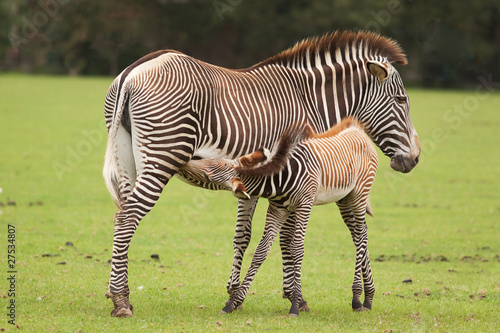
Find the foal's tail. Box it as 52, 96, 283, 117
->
236, 122, 314, 177
366, 200, 374, 217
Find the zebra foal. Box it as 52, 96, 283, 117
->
179, 117, 379, 316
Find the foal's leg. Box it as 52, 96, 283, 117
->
336, 201, 365, 311
359, 228, 375, 310
350, 166, 377, 310
221, 204, 289, 314
279, 212, 295, 298
337, 198, 375, 311
279, 213, 310, 312
226, 197, 258, 295
287, 204, 313, 317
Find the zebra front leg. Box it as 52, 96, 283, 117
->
222, 204, 289, 314
279, 213, 310, 312
226, 197, 258, 296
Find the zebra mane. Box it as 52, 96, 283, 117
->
236, 122, 314, 177
258, 30, 407, 68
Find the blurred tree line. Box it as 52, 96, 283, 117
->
1, 0, 499, 87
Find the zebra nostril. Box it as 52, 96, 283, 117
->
415, 156, 419, 164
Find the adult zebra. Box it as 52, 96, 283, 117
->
103, 30, 420, 317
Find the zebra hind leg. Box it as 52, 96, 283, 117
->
106, 206, 138, 317
106, 144, 194, 317
104, 123, 137, 317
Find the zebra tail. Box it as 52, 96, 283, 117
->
236, 122, 314, 177
103, 82, 131, 208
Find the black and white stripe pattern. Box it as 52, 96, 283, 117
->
102, 31, 420, 316
180, 118, 378, 316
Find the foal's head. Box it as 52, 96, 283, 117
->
178, 157, 251, 199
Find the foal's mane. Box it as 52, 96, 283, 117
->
236, 122, 314, 177
236, 118, 364, 178
259, 30, 407, 67
312, 117, 365, 140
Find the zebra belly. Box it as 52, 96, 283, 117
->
313, 185, 354, 206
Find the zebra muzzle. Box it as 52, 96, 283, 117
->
390, 153, 419, 173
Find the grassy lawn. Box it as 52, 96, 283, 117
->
0, 73, 499, 332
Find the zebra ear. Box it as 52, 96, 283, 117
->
231, 177, 250, 200
366, 60, 393, 82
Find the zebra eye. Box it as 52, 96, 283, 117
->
396, 96, 407, 104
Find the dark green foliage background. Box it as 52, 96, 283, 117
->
1, 0, 500, 87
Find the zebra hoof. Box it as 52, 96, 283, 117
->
288, 313, 299, 318
298, 300, 310, 312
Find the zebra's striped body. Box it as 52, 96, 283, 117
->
103, 31, 420, 316
179, 118, 378, 316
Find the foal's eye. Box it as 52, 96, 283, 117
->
396, 96, 407, 104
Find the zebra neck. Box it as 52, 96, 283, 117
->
263, 58, 371, 132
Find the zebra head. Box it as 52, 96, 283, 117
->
360, 60, 421, 173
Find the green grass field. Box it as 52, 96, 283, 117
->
1, 73, 499, 332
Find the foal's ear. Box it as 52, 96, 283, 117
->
238, 148, 269, 167
366, 60, 393, 83
231, 178, 250, 200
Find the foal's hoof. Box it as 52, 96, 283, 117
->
298, 300, 310, 312
221, 302, 235, 314
353, 306, 371, 312
111, 307, 134, 317
220, 304, 243, 314
106, 291, 134, 318
288, 303, 300, 317
220, 306, 236, 315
